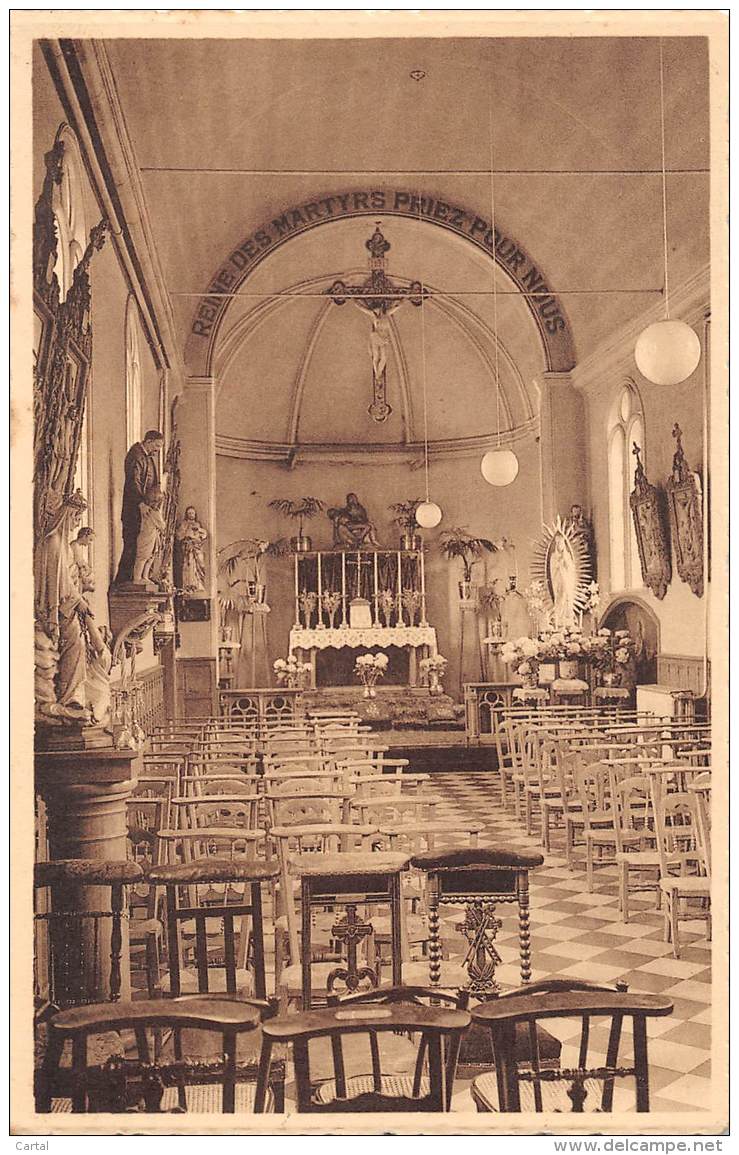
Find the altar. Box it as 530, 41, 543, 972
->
288, 547, 438, 689
289, 624, 438, 688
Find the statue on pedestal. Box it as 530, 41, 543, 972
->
175, 505, 208, 593
114, 430, 165, 584
327, 493, 380, 548
132, 485, 166, 584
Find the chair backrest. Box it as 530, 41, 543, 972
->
688, 773, 711, 872
40, 996, 267, 1113
255, 986, 471, 1112
180, 771, 261, 798
171, 794, 261, 833
147, 860, 279, 999
471, 978, 674, 1112
34, 860, 143, 1009
608, 773, 652, 852
574, 762, 614, 830
266, 790, 350, 830
649, 778, 701, 877
351, 795, 439, 827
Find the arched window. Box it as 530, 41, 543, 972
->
608, 382, 645, 591
125, 296, 143, 448
52, 126, 88, 301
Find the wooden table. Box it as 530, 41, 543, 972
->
294, 851, 410, 1008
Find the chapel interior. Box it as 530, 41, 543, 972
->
30, 30, 717, 1120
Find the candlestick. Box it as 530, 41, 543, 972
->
317, 552, 323, 627
373, 552, 380, 626
341, 552, 347, 625
396, 551, 403, 625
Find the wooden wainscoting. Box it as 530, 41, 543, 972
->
656, 653, 710, 696
176, 657, 218, 720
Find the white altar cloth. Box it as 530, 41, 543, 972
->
289, 625, 437, 653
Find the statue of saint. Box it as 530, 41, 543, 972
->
133, 485, 166, 584
115, 429, 164, 583
327, 493, 380, 549
549, 530, 577, 629
71, 526, 95, 592
175, 505, 208, 593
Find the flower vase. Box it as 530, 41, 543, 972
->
602, 671, 619, 688
429, 670, 441, 694
362, 683, 376, 699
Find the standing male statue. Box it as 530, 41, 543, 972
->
115, 429, 165, 584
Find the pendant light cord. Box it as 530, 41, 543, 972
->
489, 80, 502, 447
418, 191, 431, 503
658, 39, 671, 319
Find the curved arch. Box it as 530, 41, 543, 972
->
212, 266, 534, 451
185, 190, 576, 377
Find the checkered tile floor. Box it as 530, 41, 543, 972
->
430, 770, 712, 1113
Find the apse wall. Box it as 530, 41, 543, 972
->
216, 441, 544, 697
33, 44, 164, 653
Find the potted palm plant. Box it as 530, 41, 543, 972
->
268, 496, 325, 552
439, 527, 500, 601
388, 499, 423, 550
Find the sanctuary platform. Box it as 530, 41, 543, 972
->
300, 685, 464, 729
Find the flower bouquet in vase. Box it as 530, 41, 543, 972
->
354, 652, 389, 698
379, 589, 396, 627
274, 656, 312, 689
321, 589, 342, 629
500, 636, 542, 687
298, 589, 318, 629
582, 629, 635, 687
401, 588, 422, 626
419, 653, 448, 694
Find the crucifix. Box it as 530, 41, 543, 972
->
327, 223, 426, 423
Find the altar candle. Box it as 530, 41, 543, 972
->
373, 551, 379, 625
341, 552, 347, 625
294, 554, 300, 626
420, 548, 427, 626
397, 550, 403, 625
317, 552, 322, 625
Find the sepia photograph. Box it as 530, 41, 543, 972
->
10, 10, 728, 1136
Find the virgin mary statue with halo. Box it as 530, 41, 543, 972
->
549, 530, 577, 629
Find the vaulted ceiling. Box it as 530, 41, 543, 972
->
98, 34, 710, 448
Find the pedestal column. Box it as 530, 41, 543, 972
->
176, 376, 219, 715
35, 746, 141, 1003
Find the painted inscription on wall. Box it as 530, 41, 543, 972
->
187, 188, 573, 372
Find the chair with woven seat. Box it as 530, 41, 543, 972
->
147, 859, 279, 1001
470, 979, 674, 1113
649, 774, 711, 958
608, 772, 662, 923
37, 997, 272, 1113
34, 859, 144, 1013
254, 987, 471, 1113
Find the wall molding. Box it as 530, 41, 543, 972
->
216, 413, 540, 465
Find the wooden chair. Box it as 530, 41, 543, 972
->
608, 772, 661, 923
688, 772, 712, 873
34, 860, 143, 1013
649, 775, 711, 958
147, 858, 279, 1001
126, 798, 166, 997
254, 987, 471, 1112
574, 762, 628, 891
470, 979, 674, 1113
37, 997, 270, 1113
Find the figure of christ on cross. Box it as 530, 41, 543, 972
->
327, 223, 425, 423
